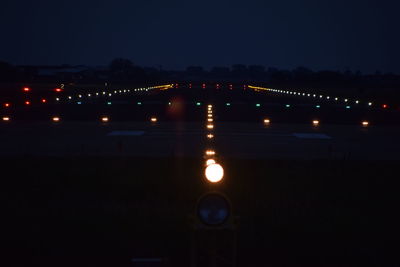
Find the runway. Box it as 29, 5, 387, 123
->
1, 121, 399, 160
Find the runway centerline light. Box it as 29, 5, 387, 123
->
205, 150, 216, 156
205, 163, 224, 183
206, 159, 216, 166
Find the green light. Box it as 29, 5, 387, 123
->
137, 102, 142, 105
107, 102, 112, 105
346, 105, 351, 109
286, 104, 291, 108
226, 103, 231, 106
77, 102, 82, 105
256, 104, 261, 107
316, 105, 320, 108
196, 102, 201, 106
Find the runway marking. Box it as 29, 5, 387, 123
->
108, 131, 145, 136
292, 133, 331, 139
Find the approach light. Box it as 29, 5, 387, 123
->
208, 118, 213, 122
205, 163, 224, 183
23, 87, 30, 92
52, 117, 60, 122
312, 120, 320, 126
207, 134, 214, 139
101, 117, 109, 122
362, 121, 369, 127
2, 116, 10, 121
151, 117, 157, 122
207, 124, 214, 129
25, 101, 30, 105
4, 103, 10, 108
208, 114, 212, 118
264, 118, 270, 124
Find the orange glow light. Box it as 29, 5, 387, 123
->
55, 88, 62, 92
4, 103, 10, 108
23, 87, 30, 92
205, 163, 224, 183
25, 101, 30, 105
205, 150, 216, 156
41, 99, 47, 103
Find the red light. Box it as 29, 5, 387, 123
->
54, 88, 62, 92
202, 83, 206, 88
383, 104, 388, 109
41, 99, 47, 103
23, 87, 30, 92
4, 103, 10, 108
25, 101, 30, 105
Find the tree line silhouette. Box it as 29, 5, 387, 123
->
1, 59, 400, 93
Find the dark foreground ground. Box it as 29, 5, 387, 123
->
2, 157, 400, 267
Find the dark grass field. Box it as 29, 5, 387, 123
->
2, 157, 400, 266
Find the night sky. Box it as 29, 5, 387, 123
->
1, 0, 399, 73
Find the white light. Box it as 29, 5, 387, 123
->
206, 159, 216, 166
345, 99, 348, 102
335, 98, 338, 101
205, 163, 224, 183
68, 96, 72, 100
78, 95, 82, 98
355, 100, 359, 104
56, 98, 60, 101
368, 102, 373, 106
